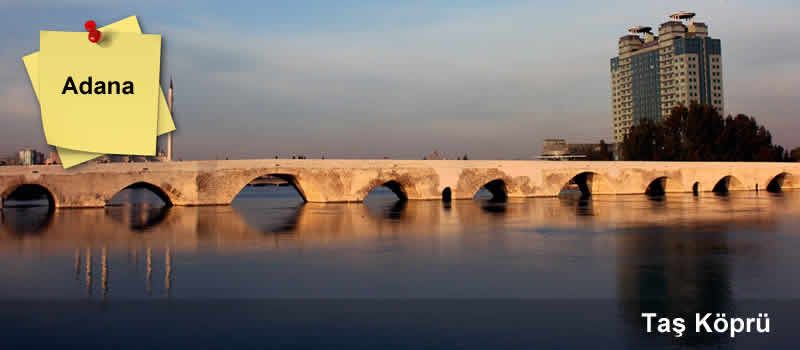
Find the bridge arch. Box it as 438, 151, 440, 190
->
560, 171, 609, 198
107, 182, 174, 207
474, 179, 507, 202
236, 173, 308, 202
645, 177, 668, 196
712, 175, 745, 194
363, 180, 408, 201
766, 172, 796, 193
1, 183, 57, 209
441, 187, 452, 202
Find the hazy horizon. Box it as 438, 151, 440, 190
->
1, 1, 799, 160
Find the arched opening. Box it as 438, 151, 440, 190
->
645, 177, 667, 196
364, 180, 409, 219
2, 184, 55, 209
364, 180, 409, 203
692, 182, 699, 195
232, 174, 307, 210
560, 172, 597, 199
473, 179, 507, 202
233, 174, 307, 235
2, 185, 56, 235
767, 173, 794, 193
441, 187, 452, 202
712, 176, 743, 194
107, 182, 173, 207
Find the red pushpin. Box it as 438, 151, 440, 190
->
88, 30, 102, 43
84, 20, 102, 43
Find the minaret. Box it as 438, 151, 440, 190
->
167, 77, 174, 161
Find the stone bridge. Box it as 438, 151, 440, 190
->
0, 159, 797, 208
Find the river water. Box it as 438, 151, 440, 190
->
1, 186, 799, 349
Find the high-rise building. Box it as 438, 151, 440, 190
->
610, 12, 724, 143
18, 148, 35, 165
17, 148, 44, 165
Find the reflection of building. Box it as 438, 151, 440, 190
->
611, 12, 724, 143
73, 246, 173, 298
615, 225, 736, 346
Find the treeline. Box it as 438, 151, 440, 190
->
621, 103, 796, 161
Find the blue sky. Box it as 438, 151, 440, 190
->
1, 0, 799, 160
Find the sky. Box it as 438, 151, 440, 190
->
1, 0, 799, 160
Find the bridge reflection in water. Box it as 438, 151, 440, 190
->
1, 184, 799, 348
0, 188, 792, 278
0, 188, 792, 250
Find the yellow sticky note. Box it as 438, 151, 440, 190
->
21, 16, 175, 168
39, 31, 161, 155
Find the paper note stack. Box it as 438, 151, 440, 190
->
22, 16, 176, 168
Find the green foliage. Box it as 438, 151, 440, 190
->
621, 103, 789, 162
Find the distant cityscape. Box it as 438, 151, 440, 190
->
0, 147, 170, 166
1, 78, 176, 167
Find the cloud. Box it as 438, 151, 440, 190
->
156, 7, 618, 159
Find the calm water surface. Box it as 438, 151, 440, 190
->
2, 186, 800, 349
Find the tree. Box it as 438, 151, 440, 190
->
621, 119, 661, 160
791, 147, 800, 162
620, 103, 787, 162
589, 140, 612, 160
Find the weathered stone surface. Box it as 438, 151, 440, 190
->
0, 160, 798, 208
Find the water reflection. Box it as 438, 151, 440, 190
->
0, 189, 793, 247
1, 187, 799, 347
106, 205, 171, 232
617, 223, 736, 346
0, 206, 53, 235
574, 198, 596, 216
68, 244, 175, 298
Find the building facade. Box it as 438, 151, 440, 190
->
45, 151, 61, 165
17, 148, 44, 166
610, 12, 724, 143
538, 139, 615, 160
